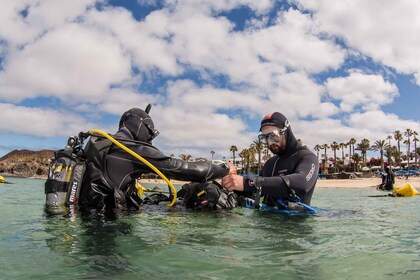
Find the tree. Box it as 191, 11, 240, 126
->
251, 139, 264, 174
229, 145, 238, 167
352, 153, 362, 172
239, 148, 251, 174
314, 144, 321, 159
210, 150, 215, 161
386, 135, 393, 166
356, 138, 370, 165
330, 141, 339, 172
404, 128, 413, 167
179, 154, 192, 161
413, 131, 418, 169
320, 144, 329, 174
348, 138, 357, 171
372, 140, 389, 170
195, 157, 208, 162
339, 142, 347, 170
394, 130, 403, 167
387, 145, 401, 167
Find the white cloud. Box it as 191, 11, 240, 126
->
0, 1, 418, 160
0, 0, 98, 46
0, 23, 131, 102
325, 71, 398, 112
252, 9, 345, 74
0, 103, 111, 137
348, 111, 420, 135
295, 0, 420, 85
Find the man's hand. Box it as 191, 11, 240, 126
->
222, 165, 244, 192
226, 162, 237, 175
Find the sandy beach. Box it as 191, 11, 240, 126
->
139, 176, 420, 190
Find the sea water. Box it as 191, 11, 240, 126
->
0, 177, 419, 280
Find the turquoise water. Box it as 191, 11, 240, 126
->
1, 177, 419, 280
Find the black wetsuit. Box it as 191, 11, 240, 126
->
78, 107, 230, 211
379, 169, 395, 191
243, 126, 319, 206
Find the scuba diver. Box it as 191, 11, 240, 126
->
222, 112, 319, 213
45, 105, 236, 215
377, 166, 395, 191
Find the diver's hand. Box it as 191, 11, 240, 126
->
226, 162, 237, 175
222, 174, 244, 192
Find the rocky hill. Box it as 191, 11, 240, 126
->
0, 149, 55, 178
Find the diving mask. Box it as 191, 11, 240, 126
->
258, 128, 286, 145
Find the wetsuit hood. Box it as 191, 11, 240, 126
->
117, 107, 158, 143
260, 112, 299, 155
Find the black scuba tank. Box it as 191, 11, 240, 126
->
44, 136, 86, 215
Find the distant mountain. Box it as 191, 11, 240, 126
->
0, 149, 55, 178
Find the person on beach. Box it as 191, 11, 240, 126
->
377, 166, 395, 191
221, 112, 319, 210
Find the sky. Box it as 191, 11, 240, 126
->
0, 0, 419, 161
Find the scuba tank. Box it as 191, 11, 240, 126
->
44, 135, 86, 215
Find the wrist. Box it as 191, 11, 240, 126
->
243, 177, 255, 192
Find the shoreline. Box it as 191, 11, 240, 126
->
2, 174, 418, 190
138, 177, 419, 189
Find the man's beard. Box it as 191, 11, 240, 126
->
268, 137, 286, 154
268, 143, 284, 154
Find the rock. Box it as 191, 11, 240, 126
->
0, 149, 54, 178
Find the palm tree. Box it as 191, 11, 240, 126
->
339, 142, 347, 170
179, 154, 192, 161
239, 148, 251, 174
314, 144, 321, 159
413, 131, 418, 169
352, 153, 362, 172
330, 141, 339, 172
388, 145, 401, 167
372, 140, 389, 170
248, 146, 256, 173
230, 145, 238, 167
394, 130, 403, 167
404, 128, 413, 168
356, 138, 370, 165
386, 135, 393, 166
320, 144, 329, 173
348, 138, 357, 171
251, 139, 264, 174
195, 157, 208, 162
210, 150, 215, 161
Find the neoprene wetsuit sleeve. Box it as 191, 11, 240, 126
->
261, 153, 318, 198
156, 157, 230, 182
243, 152, 318, 202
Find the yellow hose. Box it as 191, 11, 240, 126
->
87, 129, 177, 206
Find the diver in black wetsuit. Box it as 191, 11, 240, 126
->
377, 166, 395, 191
78, 105, 230, 211
222, 112, 319, 209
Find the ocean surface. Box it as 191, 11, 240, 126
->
1, 177, 419, 280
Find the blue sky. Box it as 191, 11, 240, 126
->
0, 0, 419, 160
